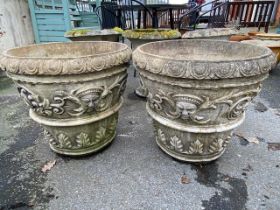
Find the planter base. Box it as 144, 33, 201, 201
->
39, 111, 119, 156
155, 137, 226, 162
153, 119, 233, 162
48, 132, 116, 156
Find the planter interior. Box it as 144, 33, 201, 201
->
133, 39, 276, 162
1, 41, 131, 156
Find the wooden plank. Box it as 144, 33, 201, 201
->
81, 19, 98, 23
40, 36, 67, 42
70, 16, 82, 21
28, 0, 40, 43
35, 0, 76, 9
34, 10, 64, 14
80, 14, 97, 18
38, 24, 66, 30
39, 30, 66, 37
37, 19, 65, 24
36, 13, 64, 19
35, 10, 80, 16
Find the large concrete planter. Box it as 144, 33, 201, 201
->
182, 28, 239, 40
0, 41, 131, 156
123, 29, 181, 98
133, 39, 276, 162
65, 28, 121, 42
242, 39, 280, 63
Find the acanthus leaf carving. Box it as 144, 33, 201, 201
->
185, 140, 204, 155
170, 136, 183, 152
95, 127, 106, 144
208, 138, 224, 153
155, 129, 233, 155
57, 133, 73, 149
76, 132, 91, 148
156, 129, 167, 145
107, 116, 118, 136
46, 124, 116, 150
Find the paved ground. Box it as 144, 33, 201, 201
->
0, 62, 280, 209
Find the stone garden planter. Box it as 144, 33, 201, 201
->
133, 39, 276, 162
242, 39, 280, 64
0, 42, 131, 156
123, 29, 181, 98
182, 28, 239, 40
65, 28, 121, 42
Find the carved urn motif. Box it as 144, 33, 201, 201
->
0, 41, 131, 156
133, 39, 276, 162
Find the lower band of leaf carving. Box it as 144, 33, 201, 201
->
156, 128, 232, 155
45, 116, 118, 150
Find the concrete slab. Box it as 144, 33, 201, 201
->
0, 64, 280, 210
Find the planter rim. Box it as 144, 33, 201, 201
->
123, 29, 181, 40
64, 29, 121, 38
65, 34, 121, 38
126, 37, 181, 41
133, 39, 276, 79
0, 41, 131, 76
241, 39, 280, 48
182, 28, 239, 39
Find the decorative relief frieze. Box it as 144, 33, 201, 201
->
18, 75, 127, 117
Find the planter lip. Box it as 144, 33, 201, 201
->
0, 41, 131, 76
133, 39, 276, 79
126, 37, 181, 41
123, 29, 181, 40
241, 39, 280, 48
64, 29, 121, 38
182, 27, 239, 39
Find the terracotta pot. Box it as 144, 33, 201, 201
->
229, 35, 251, 42
133, 39, 276, 162
0, 42, 131, 156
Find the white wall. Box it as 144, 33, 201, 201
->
0, 0, 35, 53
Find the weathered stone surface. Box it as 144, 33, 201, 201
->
182, 28, 240, 40
241, 39, 280, 63
133, 39, 276, 162
0, 41, 131, 75
0, 41, 131, 156
65, 29, 121, 42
